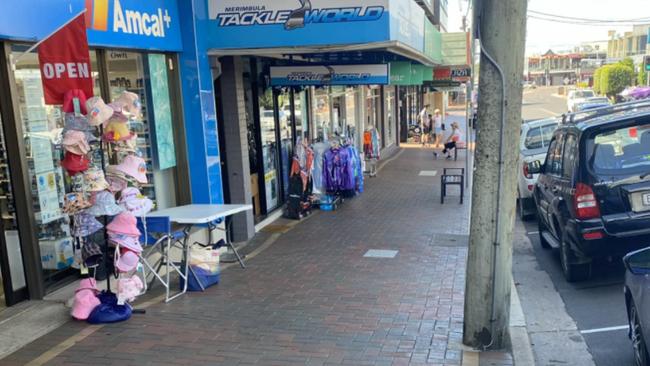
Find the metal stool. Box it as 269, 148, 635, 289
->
441, 168, 465, 204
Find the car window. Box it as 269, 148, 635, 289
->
586, 122, 650, 179
524, 123, 556, 150
575, 90, 595, 98
548, 134, 564, 176
562, 134, 577, 179
544, 138, 558, 174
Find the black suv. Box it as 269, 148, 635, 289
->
529, 101, 650, 281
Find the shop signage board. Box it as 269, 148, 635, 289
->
270, 65, 389, 86
207, 0, 391, 49
38, 14, 94, 105
434, 65, 470, 82
390, 62, 412, 85
85, 0, 182, 51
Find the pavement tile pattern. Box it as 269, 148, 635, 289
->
4, 146, 476, 366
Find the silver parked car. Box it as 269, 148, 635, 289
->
517, 118, 559, 220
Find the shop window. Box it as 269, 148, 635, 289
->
10, 45, 100, 285
312, 87, 330, 142
277, 89, 292, 201
385, 87, 396, 147
258, 88, 280, 211
345, 88, 358, 142
366, 87, 381, 138
294, 90, 309, 141
106, 51, 158, 203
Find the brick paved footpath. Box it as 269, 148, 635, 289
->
3, 144, 511, 366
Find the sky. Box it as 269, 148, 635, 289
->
447, 0, 650, 55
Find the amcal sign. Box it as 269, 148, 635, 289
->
85, 0, 182, 51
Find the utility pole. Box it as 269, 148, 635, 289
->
463, 0, 528, 350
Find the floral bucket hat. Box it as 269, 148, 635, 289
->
115, 155, 148, 184
81, 241, 103, 268
113, 91, 141, 118
106, 212, 140, 237
62, 130, 90, 155
82, 168, 110, 192
64, 113, 92, 132
86, 97, 114, 127
72, 213, 104, 237
63, 192, 92, 215
117, 275, 144, 303
61, 152, 90, 176
85, 191, 124, 216
119, 187, 153, 217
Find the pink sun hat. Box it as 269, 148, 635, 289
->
113, 91, 141, 118
62, 130, 90, 155
114, 155, 148, 184
106, 212, 141, 237
115, 249, 139, 273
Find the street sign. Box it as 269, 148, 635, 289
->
451, 68, 471, 78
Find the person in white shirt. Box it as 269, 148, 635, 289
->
432, 109, 443, 148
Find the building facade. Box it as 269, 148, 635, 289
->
0, 0, 445, 309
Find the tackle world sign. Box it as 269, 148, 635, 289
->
212, 1, 386, 30
270, 64, 389, 86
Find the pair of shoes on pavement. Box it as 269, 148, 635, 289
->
433, 152, 438, 159
446, 155, 452, 160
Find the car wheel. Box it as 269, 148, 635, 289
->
538, 219, 552, 249
560, 230, 591, 282
630, 302, 650, 366
518, 194, 534, 221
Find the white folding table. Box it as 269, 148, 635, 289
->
147, 204, 252, 296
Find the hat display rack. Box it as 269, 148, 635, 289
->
62, 89, 154, 323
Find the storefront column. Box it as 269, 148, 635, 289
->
216, 57, 255, 242
177, 0, 224, 204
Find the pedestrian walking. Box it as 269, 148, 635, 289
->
441, 122, 462, 160
421, 114, 432, 146
433, 109, 443, 148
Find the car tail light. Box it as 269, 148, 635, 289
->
574, 183, 601, 220
583, 231, 604, 240
523, 162, 533, 179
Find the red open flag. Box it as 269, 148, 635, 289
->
38, 13, 94, 105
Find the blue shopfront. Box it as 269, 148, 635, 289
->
200, 0, 438, 237
0, 0, 222, 307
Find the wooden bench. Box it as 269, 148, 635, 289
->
441, 168, 465, 204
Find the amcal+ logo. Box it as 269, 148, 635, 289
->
86, 0, 172, 37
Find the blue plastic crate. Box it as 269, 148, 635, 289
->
180, 266, 220, 291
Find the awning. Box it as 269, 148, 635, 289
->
208, 41, 439, 68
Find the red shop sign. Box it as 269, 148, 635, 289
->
434, 67, 451, 80
38, 14, 94, 105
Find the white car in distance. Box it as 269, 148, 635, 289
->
567, 89, 596, 112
